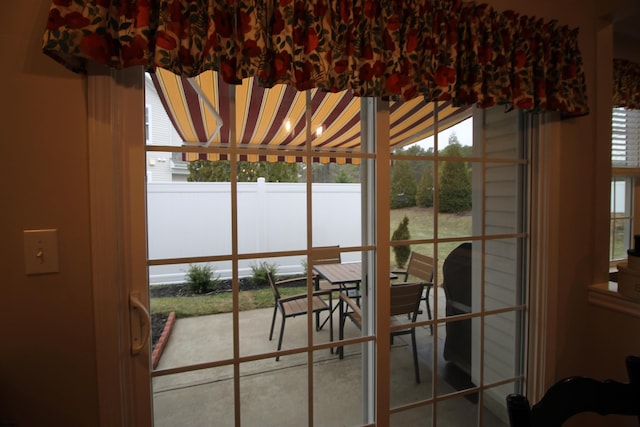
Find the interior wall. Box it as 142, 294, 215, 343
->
580, 9, 640, 427
0, 1, 98, 425
614, 35, 640, 62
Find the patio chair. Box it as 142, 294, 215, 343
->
265, 263, 333, 361
392, 251, 435, 334
506, 355, 640, 426
338, 282, 425, 383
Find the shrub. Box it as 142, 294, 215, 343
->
391, 215, 411, 268
250, 262, 278, 287
185, 264, 220, 294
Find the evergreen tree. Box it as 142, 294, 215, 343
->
390, 160, 417, 208
391, 215, 411, 268
459, 145, 474, 157
416, 167, 434, 207
438, 141, 472, 213
404, 145, 430, 183
335, 169, 350, 183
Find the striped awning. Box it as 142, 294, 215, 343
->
151, 68, 470, 164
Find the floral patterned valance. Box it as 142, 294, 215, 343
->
42, 0, 589, 117
614, 58, 640, 110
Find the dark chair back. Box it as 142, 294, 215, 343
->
264, 263, 281, 301
394, 251, 436, 333
402, 252, 434, 284
507, 355, 640, 426
390, 282, 425, 383
310, 245, 341, 266
390, 282, 425, 320
340, 282, 425, 382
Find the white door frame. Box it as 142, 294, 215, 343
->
88, 64, 152, 426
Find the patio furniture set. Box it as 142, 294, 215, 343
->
265, 246, 473, 383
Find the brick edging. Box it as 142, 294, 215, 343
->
152, 311, 176, 370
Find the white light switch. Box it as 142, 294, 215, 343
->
23, 229, 59, 275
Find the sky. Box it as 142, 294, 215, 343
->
415, 117, 473, 151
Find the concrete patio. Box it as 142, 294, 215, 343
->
151, 305, 510, 427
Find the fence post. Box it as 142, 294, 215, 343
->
257, 177, 267, 254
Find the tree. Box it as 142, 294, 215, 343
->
391, 215, 411, 268
188, 160, 300, 182
334, 169, 351, 183
311, 163, 360, 183
404, 145, 431, 184
416, 167, 434, 207
188, 160, 230, 182
438, 141, 472, 213
244, 161, 299, 182
236, 161, 267, 182
390, 160, 417, 208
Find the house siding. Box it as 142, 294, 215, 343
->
473, 106, 523, 418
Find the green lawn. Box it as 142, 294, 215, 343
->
390, 206, 471, 240
390, 205, 471, 272
151, 286, 308, 317
151, 207, 471, 318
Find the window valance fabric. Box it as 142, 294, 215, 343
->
614, 59, 640, 110
42, 0, 589, 116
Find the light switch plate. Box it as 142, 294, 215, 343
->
23, 229, 59, 275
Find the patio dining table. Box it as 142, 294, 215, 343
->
312, 262, 365, 289
312, 262, 397, 331
311, 262, 366, 335
312, 262, 397, 289
314, 262, 399, 359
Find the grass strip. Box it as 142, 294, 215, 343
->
150, 286, 308, 318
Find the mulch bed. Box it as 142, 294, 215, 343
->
151, 313, 170, 350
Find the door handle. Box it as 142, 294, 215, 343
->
129, 291, 150, 355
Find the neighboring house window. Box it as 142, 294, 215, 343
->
611, 108, 640, 262
610, 176, 633, 260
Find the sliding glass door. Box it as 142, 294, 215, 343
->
143, 69, 528, 426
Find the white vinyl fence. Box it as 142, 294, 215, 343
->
147, 178, 362, 284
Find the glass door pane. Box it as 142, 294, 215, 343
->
146, 67, 526, 426
146, 71, 376, 426
388, 106, 525, 427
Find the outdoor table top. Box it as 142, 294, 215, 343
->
313, 262, 397, 286
313, 262, 364, 286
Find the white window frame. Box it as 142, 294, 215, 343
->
610, 176, 635, 262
